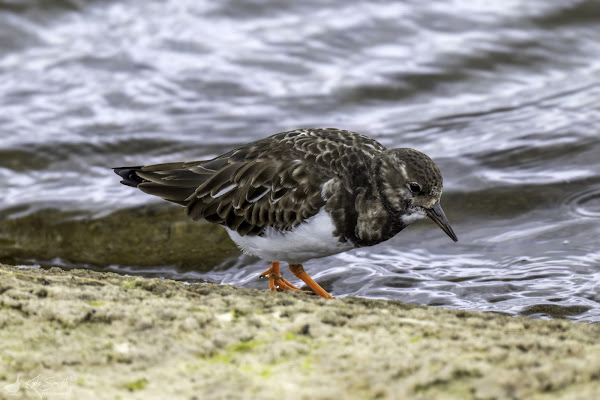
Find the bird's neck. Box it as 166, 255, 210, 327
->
324, 158, 407, 247
352, 187, 406, 247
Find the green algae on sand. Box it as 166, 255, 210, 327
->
1, 263, 600, 399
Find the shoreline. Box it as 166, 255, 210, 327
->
1, 263, 599, 399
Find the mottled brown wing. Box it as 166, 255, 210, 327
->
125, 128, 386, 236
183, 138, 329, 236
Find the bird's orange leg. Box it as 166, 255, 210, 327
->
289, 264, 334, 299
260, 262, 303, 292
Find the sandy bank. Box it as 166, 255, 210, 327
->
0, 263, 599, 399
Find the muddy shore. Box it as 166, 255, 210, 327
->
1, 263, 599, 400
0, 205, 239, 271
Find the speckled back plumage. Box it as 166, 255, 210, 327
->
119, 128, 388, 238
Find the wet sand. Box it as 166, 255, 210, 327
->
0, 206, 239, 272
1, 263, 599, 400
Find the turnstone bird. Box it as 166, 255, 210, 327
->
114, 128, 457, 298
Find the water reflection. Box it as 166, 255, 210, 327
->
199, 248, 600, 322
568, 188, 600, 218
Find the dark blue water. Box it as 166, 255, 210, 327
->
1, 0, 599, 321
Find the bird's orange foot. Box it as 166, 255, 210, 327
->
260, 262, 304, 293
289, 263, 335, 299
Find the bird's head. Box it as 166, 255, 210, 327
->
375, 148, 458, 242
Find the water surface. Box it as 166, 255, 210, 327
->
1, 0, 599, 321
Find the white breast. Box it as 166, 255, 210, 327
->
225, 209, 355, 264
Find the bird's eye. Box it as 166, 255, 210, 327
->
408, 182, 422, 194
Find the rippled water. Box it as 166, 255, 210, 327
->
1, 0, 599, 321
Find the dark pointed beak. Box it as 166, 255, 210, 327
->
425, 202, 458, 242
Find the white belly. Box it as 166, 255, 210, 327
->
225, 209, 355, 264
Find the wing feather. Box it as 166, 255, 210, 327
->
115, 128, 386, 236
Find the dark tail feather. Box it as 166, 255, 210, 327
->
113, 166, 146, 188
113, 164, 206, 205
